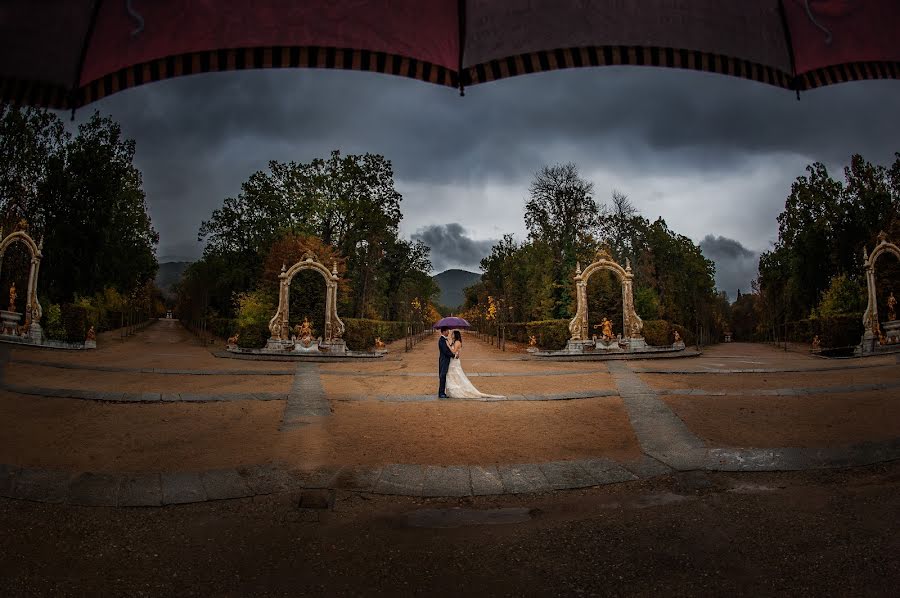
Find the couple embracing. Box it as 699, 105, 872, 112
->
437, 328, 504, 399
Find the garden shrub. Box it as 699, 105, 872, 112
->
42, 303, 65, 340
236, 323, 269, 349
60, 303, 89, 343
525, 319, 570, 350
641, 320, 671, 346
343, 318, 407, 351
788, 314, 863, 348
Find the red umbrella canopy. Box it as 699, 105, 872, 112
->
1, 1, 897, 109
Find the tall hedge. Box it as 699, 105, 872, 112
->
525, 320, 570, 350
343, 318, 407, 351
786, 314, 863, 348
641, 320, 694, 346
60, 304, 89, 343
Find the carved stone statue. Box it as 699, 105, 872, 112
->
374, 337, 386, 350
593, 317, 614, 341
8, 282, 16, 312
811, 335, 821, 351
294, 317, 315, 347
227, 332, 239, 347
86, 326, 96, 341
528, 335, 538, 347
888, 292, 897, 321
673, 330, 681, 343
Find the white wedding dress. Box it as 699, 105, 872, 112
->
445, 351, 505, 399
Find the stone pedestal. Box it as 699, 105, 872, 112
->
265, 337, 294, 351
883, 320, 900, 345
28, 322, 42, 343
0, 310, 22, 336
320, 339, 347, 354
292, 339, 321, 354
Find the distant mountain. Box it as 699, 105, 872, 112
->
155, 261, 190, 301
433, 269, 481, 309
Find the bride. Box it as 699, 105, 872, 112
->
445, 330, 505, 399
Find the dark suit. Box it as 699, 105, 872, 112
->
438, 334, 455, 396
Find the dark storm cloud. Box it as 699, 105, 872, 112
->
412, 223, 496, 273
69, 64, 900, 262
699, 235, 760, 300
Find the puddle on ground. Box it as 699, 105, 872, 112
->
404, 507, 534, 528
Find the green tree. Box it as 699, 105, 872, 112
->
38, 112, 158, 301
524, 163, 603, 317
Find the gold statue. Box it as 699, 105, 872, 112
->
8, 282, 16, 312
673, 330, 681, 343
294, 317, 315, 347
374, 337, 386, 350
86, 326, 96, 341
227, 332, 239, 347
528, 335, 538, 347
593, 317, 613, 341
811, 335, 821, 351
888, 292, 897, 322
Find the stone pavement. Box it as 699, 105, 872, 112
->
279, 363, 331, 430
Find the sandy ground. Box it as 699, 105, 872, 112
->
633, 341, 898, 371
641, 365, 900, 392
0, 392, 639, 471
663, 391, 900, 448
322, 372, 616, 399
8, 319, 290, 372
5, 364, 293, 393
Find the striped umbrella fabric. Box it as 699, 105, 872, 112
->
1, 1, 897, 110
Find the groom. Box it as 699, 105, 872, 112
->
437, 327, 455, 398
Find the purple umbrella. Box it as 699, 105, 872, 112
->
432, 317, 470, 330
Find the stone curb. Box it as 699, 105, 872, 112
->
633, 362, 895, 374
2, 439, 897, 506
0, 382, 288, 403
319, 369, 609, 378
657, 380, 900, 396
529, 350, 702, 362
8, 358, 295, 375
336, 390, 619, 403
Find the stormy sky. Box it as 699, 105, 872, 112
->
66, 65, 900, 299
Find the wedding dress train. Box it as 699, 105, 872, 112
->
445, 357, 505, 399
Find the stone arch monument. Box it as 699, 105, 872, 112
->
567, 248, 645, 352
0, 228, 43, 342
265, 251, 346, 353
860, 232, 900, 353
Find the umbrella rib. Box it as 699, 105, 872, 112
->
71, 0, 106, 117
457, 0, 466, 96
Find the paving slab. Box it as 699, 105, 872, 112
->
620, 455, 674, 480
577, 458, 639, 485
497, 464, 551, 494
333, 466, 382, 492
12, 468, 71, 503
161, 472, 207, 505
470, 465, 504, 496
280, 364, 330, 430
67, 472, 120, 506
0, 463, 18, 497
200, 469, 252, 500
422, 466, 471, 497
117, 473, 162, 507
295, 467, 341, 489
374, 464, 425, 496
539, 460, 597, 490
238, 464, 298, 495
